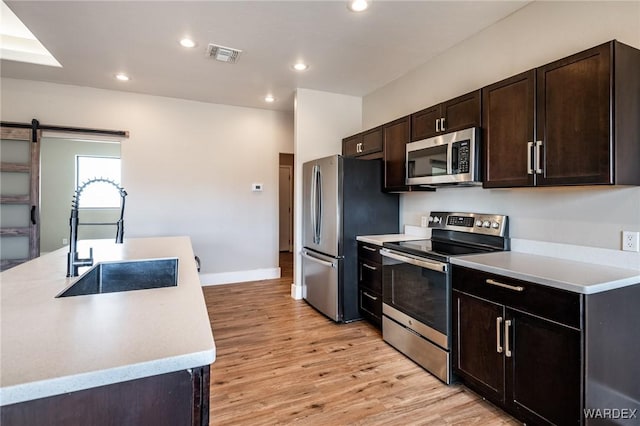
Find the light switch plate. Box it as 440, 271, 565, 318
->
251, 183, 263, 192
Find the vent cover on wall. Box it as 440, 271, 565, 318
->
206, 43, 242, 63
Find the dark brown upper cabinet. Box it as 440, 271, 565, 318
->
342, 126, 383, 159
383, 115, 411, 192
482, 70, 536, 188
411, 90, 481, 141
483, 40, 640, 188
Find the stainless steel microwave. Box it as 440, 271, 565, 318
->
406, 127, 480, 186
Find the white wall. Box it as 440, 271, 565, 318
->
1, 78, 294, 281
363, 1, 640, 259
292, 88, 362, 296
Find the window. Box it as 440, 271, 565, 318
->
75, 156, 122, 208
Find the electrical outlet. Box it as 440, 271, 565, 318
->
622, 231, 640, 252
420, 216, 428, 227
62, 238, 68, 245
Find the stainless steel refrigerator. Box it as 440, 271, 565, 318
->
302, 155, 399, 322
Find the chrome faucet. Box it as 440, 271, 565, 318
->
67, 207, 94, 277
66, 178, 127, 277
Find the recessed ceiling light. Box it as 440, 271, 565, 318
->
115, 73, 130, 81
348, 0, 370, 12
180, 38, 196, 48
264, 95, 276, 103
292, 62, 309, 71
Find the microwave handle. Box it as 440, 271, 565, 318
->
447, 142, 453, 175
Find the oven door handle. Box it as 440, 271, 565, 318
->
379, 248, 448, 273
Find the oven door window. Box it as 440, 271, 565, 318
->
407, 144, 448, 179
383, 262, 448, 335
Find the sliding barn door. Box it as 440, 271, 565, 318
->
1, 124, 40, 271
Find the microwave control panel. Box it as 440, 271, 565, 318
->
452, 140, 470, 174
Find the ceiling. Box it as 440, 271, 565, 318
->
2, 1, 530, 112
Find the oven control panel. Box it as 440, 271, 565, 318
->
428, 211, 508, 237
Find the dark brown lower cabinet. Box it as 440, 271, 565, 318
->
0, 366, 210, 426
507, 308, 581, 425
453, 265, 640, 425
357, 242, 383, 328
454, 291, 581, 424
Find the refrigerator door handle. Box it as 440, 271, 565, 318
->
302, 249, 336, 268
310, 165, 317, 244
316, 165, 323, 244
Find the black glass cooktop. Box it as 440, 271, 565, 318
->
383, 239, 492, 262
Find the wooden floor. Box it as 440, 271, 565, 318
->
203, 252, 518, 425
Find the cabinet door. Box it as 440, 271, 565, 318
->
506, 309, 582, 425
442, 90, 481, 133
383, 116, 410, 191
536, 42, 612, 185
411, 105, 441, 141
360, 126, 383, 156
342, 134, 362, 158
482, 70, 536, 188
453, 291, 505, 404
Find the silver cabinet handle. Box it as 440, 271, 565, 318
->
362, 245, 377, 252
504, 319, 512, 357
362, 263, 377, 271
435, 118, 440, 133
486, 278, 524, 292
527, 141, 534, 175
440, 117, 446, 132
535, 140, 543, 174
496, 316, 503, 354
362, 291, 378, 301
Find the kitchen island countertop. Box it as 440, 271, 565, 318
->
451, 251, 640, 294
0, 236, 215, 406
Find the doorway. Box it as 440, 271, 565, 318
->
40, 136, 121, 254
279, 153, 294, 253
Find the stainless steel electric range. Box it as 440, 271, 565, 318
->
380, 211, 509, 384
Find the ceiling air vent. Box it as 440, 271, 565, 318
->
206, 43, 242, 64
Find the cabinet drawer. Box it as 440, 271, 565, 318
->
359, 259, 381, 293
358, 242, 382, 263
359, 288, 382, 327
452, 266, 582, 329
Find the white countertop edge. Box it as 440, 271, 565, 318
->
0, 349, 215, 406
451, 257, 640, 295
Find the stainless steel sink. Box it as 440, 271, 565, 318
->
57, 258, 178, 298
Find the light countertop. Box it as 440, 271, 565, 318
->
357, 234, 426, 246
0, 237, 215, 406
451, 251, 640, 294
